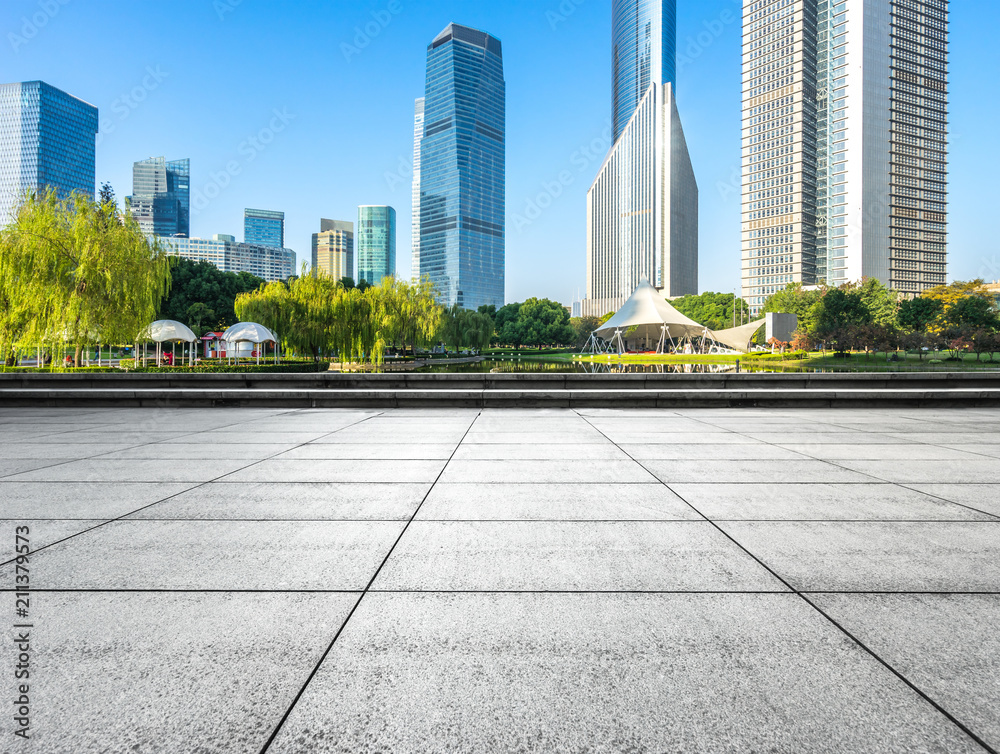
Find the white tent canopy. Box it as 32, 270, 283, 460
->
709, 320, 766, 354
595, 280, 707, 342
139, 320, 197, 344
222, 322, 276, 345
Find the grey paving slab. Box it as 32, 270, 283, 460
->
778, 443, 983, 461
374, 522, 785, 591
4, 458, 251, 483
227, 459, 446, 483
0, 592, 358, 754
595, 432, 759, 445
885, 432, 1000, 446
671, 483, 996, 521
719, 521, 1000, 591
836, 459, 1000, 484
621, 443, 807, 460
163, 430, 331, 444
585, 418, 728, 433
0, 459, 69, 478
644, 459, 876, 484
280, 443, 457, 460
27, 430, 198, 445
0, 481, 197, 519
126, 482, 430, 520
96, 442, 299, 460
267, 593, 983, 754
811, 593, 1000, 751
461, 431, 612, 445
439, 459, 657, 484
0, 442, 143, 459
1, 520, 405, 589
941, 444, 1000, 459
417, 483, 699, 521
743, 431, 920, 445
0, 519, 104, 557
315, 429, 470, 444
907, 484, 1000, 518
452, 443, 629, 461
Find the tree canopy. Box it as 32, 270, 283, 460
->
158, 258, 265, 334
671, 291, 752, 331
494, 298, 575, 349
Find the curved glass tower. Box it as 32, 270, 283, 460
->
357, 205, 396, 286
612, 0, 677, 141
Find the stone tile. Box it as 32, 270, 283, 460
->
280, 444, 457, 460
0, 520, 104, 560
671, 483, 995, 521
0, 482, 197, 519
644, 459, 874, 484
0, 443, 142, 459
836, 459, 1000, 484
719, 522, 1000, 591
811, 594, 1000, 751
906, 484, 1000, 518
596, 432, 759, 445
744, 432, 918, 445
462, 431, 612, 445
940, 444, 1000, 460
417, 483, 699, 521
4, 458, 250, 483
621, 444, 806, 461
97, 443, 298, 460
374, 522, 784, 591
227, 459, 446, 483
164, 431, 330, 444
267, 593, 982, 754
0, 459, 70, 478
0, 520, 404, 589
439, 459, 656, 484
452, 444, 629, 461
778, 444, 982, 461
127, 482, 430, 520
314, 429, 470, 445
0, 592, 357, 754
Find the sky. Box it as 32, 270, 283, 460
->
5, 0, 998, 306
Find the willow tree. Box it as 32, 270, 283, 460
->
437, 306, 494, 353
0, 189, 171, 366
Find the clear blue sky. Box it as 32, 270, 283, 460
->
5, 0, 997, 305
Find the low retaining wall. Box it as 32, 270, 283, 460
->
2, 372, 1000, 407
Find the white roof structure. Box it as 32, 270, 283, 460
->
222, 322, 276, 344
595, 280, 707, 341
709, 320, 766, 353
139, 320, 197, 343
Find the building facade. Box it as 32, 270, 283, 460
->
741, 0, 949, 315
312, 219, 354, 281
157, 235, 295, 282
583, 0, 698, 317
244, 208, 284, 248
0, 80, 98, 225
357, 205, 396, 285
411, 98, 425, 284
129, 157, 190, 238
418, 23, 506, 310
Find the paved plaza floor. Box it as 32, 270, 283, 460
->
1, 406, 999, 753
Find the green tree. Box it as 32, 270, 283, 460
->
496, 298, 575, 349
184, 302, 217, 337
857, 278, 900, 328
948, 295, 1000, 330
570, 316, 602, 349
671, 292, 751, 331
762, 284, 824, 334
159, 259, 265, 330
898, 297, 943, 333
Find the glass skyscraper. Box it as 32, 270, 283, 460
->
612, 0, 677, 141
417, 23, 505, 310
244, 208, 285, 248
128, 157, 190, 237
411, 98, 425, 284
357, 205, 396, 286
0, 80, 98, 225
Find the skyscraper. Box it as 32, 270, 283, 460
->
0, 81, 98, 225
244, 208, 284, 248
417, 23, 506, 310
129, 157, 190, 237
583, 1, 698, 316
158, 235, 295, 282
312, 219, 354, 280
358, 205, 396, 286
411, 97, 425, 284
741, 0, 949, 315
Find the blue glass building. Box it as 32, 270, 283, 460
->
0, 80, 98, 225
612, 0, 677, 141
128, 157, 190, 237
357, 205, 396, 286
244, 208, 285, 249
418, 23, 505, 310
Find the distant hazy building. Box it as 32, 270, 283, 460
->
129, 157, 190, 237
0, 80, 98, 225
157, 234, 295, 281
312, 219, 354, 280
583, 0, 698, 317
417, 23, 506, 310
741, 0, 950, 315
411, 97, 425, 283
357, 205, 396, 285
244, 208, 284, 248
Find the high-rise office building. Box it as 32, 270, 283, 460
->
583, 1, 698, 316
417, 23, 506, 310
741, 0, 949, 315
0, 81, 98, 225
244, 208, 284, 248
129, 157, 190, 237
411, 97, 425, 284
157, 234, 295, 282
357, 205, 396, 285
312, 219, 354, 280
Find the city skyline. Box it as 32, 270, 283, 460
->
2, 0, 996, 304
